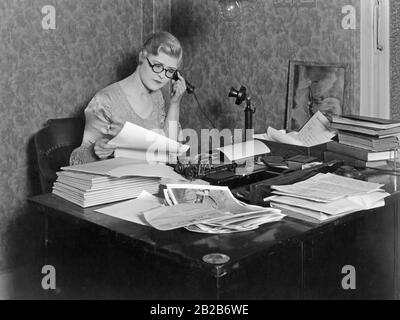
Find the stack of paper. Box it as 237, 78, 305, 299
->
266, 173, 389, 224
53, 171, 160, 207
52, 158, 187, 208
144, 184, 285, 233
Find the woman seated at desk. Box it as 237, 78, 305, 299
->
70, 31, 187, 165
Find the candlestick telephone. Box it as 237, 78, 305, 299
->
172, 70, 195, 94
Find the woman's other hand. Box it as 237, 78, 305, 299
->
94, 138, 116, 160
170, 72, 187, 106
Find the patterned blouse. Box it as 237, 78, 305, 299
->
70, 82, 168, 165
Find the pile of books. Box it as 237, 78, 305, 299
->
326, 115, 400, 168
267, 173, 389, 224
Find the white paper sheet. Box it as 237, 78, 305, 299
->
109, 122, 189, 161
297, 111, 336, 147
266, 191, 389, 216
96, 191, 164, 225
62, 157, 187, 180
271, 173, 384, 202
255, 111, 335, 147
271, 200, 385, 222
108, 162, 187, 180
62, 158, 142, 174
216, 140, 270, 161
266, 127, 304, 145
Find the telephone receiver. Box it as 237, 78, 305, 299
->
173, 70, 195, 94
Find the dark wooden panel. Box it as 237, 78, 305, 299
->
217, 242, 302, 299
304, 203, 396, 300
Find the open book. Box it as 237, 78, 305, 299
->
109, 122, 190, 162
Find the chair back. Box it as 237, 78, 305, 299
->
34, 117, 85, 193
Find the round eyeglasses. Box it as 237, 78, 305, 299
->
146, 57, 177, 79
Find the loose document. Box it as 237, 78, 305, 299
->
109, 121, 189, 162
254, 111, 336, 147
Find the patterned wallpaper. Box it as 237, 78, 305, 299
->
171, 0, 360, 134
391, 0, 400, 120
0, 0, 144, 271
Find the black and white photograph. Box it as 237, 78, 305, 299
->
286, 60, 349, 131
1, 0, 400, 306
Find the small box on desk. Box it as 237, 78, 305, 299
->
257, 140, 328, 160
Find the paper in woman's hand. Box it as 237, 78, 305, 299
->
109, 121, 189, 162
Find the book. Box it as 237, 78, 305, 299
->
286, 155, 319, 170
330, 122, 400, 137
326, 142, 395, 161
337, 139, 399, 152
338, 131, 399, 149
332, 115, 400, 130
324, 151, 388, 168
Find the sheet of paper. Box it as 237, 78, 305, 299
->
207, 209, 283, 226
217, 140, 270, 161
95, 191, 164, 225
253, 133, 269, 141
271, 173, 384, 202
61, 158, 143, 175
109, 121, 189, 155
62, 157, 187, 180
297, 111, 336, 147
266, 127, 304, 146
109, 162, 187, 180
185, 223, 259, 234
267, 191, 389, 216
185, 211, 285, 234
271, 202, 338, 221
255, 112, 335, 147
271, 200, 385, 222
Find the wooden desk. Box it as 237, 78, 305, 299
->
29, 170, 400, 299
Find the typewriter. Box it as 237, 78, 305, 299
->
173, 153, 343, 206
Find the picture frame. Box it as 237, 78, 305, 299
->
286, 60, 350, 132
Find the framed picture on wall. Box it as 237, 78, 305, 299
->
286, 60, 350, 132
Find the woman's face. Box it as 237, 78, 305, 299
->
139, 51, 180, 91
